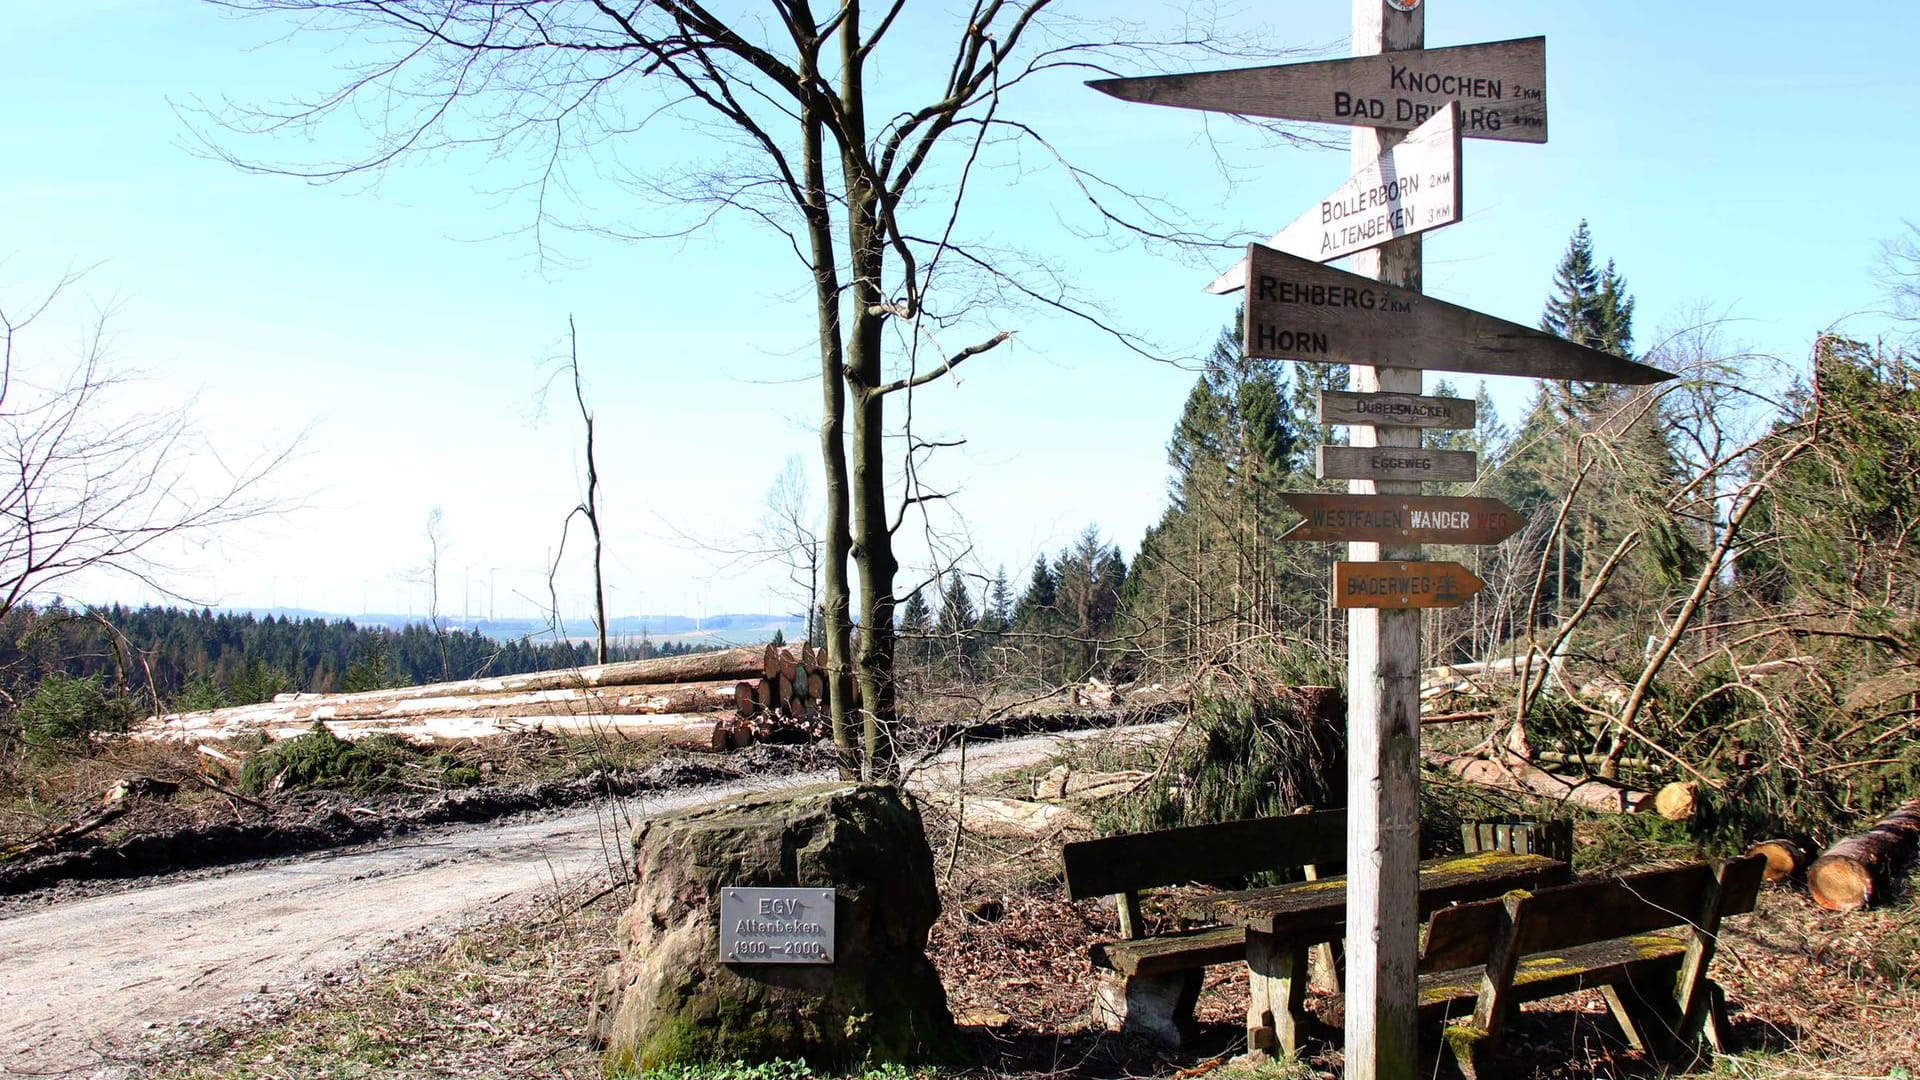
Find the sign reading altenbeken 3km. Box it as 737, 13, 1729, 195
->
720, 887, 835, 964
1208, 104, 1460, 292
1087, 37, 1546, 143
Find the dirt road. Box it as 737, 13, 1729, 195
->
0, 727, 1155, 1078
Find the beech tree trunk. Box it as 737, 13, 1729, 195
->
1808, 799, 1920, 911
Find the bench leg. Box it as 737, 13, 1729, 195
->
1703, 980, 1733, 1054
1245, 931, 1308, 1059
1092, 969, 1202, 1047
1602, 974, 1682, 1059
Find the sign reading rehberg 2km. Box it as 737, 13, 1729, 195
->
1208, 103, 1461, 293
1245, 243, 1676, 385
1087, 37, 1546, 144
1281, 494, 1522, 546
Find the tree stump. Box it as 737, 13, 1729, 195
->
589, 782, 958, 1069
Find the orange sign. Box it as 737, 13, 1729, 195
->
1334, 561, 1485, 609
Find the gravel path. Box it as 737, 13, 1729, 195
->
0, 726, 1163, 1078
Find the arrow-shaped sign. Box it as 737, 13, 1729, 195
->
1088, 37, 1547, 144
1281, 494, 1523, 546
1209, 103, 1461, 293
1335, 561, 1486, 609
1244, 243, 1675, 385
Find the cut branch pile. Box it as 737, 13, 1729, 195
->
136, 642, 832, 753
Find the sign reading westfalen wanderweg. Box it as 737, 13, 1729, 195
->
719, 887, 835, 965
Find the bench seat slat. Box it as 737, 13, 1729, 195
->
1413, 932, 1688, 1021
1090, 925, 1248, 976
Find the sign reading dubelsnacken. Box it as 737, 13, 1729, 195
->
720, 887, 835, 964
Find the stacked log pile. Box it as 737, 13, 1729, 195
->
137, 643, 834, 753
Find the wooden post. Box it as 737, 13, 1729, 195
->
1345, 2, 1424, 1078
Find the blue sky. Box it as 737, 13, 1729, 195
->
2, 2, 1911, 622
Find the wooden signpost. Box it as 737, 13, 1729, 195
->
1207, 103, 1461, 292
1335, 560, 1485, 608
1244, 241, 1676, 384
1319, 389, 1473, 429
1085, 5, 1666, 1078
1280, 494, 1523, 545
1087, 36, 1547, 143
1317, 445, 1476, 483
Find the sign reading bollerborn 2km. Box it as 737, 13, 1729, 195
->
1087, 37, 1546, 143
1244, 243, 1675, 385
1208, 103, 1461, 292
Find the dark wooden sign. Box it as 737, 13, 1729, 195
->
1208, 104, 1461, 292
1335, 561, 1486, 609
1087, 37, 1547, 144
1319, 390, 1474, 430
1280, 494, 1522, 545
1318, 445, 1476, 483
1245, 243, 1676, 385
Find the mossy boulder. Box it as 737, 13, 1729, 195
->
590, 782, 959, 1070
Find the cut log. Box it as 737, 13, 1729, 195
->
733, 681, 758, 718
1418, 709, 1498, 726
197, 743, 244, 780
1745, 839, 1806, 884
141, 679, 749, 741
1808, 798, 1920, 911
1654, 782, 1699, 822
1421, 750, 1658, 814
808, 670, 826, 702
136, 647, 769, 740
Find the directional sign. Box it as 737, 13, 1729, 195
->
1245, 243, 1676, 385
1087, 37, 1546, 144
1335, 561, 1485, 609
1318, 445, 1476, 483
1280, 494, 1523, 545
1209, 104, 1460, 293
1320, 390, 1473, 430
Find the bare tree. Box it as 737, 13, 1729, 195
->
0, 274, 292, 623
201, 2, 1260, 776
539, 317, 608, 664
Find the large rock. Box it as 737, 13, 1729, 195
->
590, 782, 959, 1069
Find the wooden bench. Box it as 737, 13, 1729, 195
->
1062, 810, 1347, 1045
1402, 854, 1767, 1078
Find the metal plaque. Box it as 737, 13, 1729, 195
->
719, 887, 836, 964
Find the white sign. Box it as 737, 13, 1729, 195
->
1208, 103, 1461, 294
719, 887, 836, 964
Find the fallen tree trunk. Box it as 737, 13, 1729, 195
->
1808, 798, 1920, 911
1745, 839, 1806, 884
1421, 750, 1658, 814
137, 646, 771, 739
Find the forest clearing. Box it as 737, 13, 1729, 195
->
6, 2, 1920, 1079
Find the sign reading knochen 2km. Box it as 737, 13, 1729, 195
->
1087, 37, 1546, 143
1244, 242, 1675, 385
1208, 103, 1461, 292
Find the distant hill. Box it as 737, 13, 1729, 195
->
234, 609, 810, 648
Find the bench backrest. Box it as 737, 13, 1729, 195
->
1062, 809, 1348, 900
1419, 854, 1767, 973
